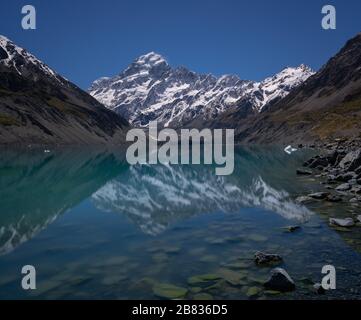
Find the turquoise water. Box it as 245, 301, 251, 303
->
0, 147, 361, 300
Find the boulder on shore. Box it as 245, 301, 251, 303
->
339, 149, 361, 171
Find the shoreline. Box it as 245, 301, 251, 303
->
296, 138, 361, 228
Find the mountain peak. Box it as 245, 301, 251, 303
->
278, 64, 313, 74
90, 51, 313, 126
0, 34, 64, 85
121, 51, 170, 78
134, 52, 167, 67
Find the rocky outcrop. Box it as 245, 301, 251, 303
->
264, 268, 295, 292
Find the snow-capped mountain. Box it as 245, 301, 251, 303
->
89, 52, 314, 128
0, 35, 128, 145
247, 64, 314, 111
0, 35, 67, 86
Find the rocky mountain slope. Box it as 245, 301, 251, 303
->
0, 35, 129, 146
89, 52, 313, 128
223, 33, 361, 144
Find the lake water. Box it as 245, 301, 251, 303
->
0, 147, 361, 300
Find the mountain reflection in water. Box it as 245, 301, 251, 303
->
0, 147, 312, 252
2, 147, 361, 300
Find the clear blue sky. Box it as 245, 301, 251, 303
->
1, 0, 360, 89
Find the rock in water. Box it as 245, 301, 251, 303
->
295, 196, 314, 204
336, 183, 351, 191
193, 293, 213, 300
254, 251, 283, 265
309, 157, 329, 169
329, 218, 355, 227
152, 283, 188, 299
350, 197, 361, 203
334, 172, 355, 182
326, 195, 342, 202
282, 226, 301, 233
246, 286, 262, 298
313, 283, 326, 295
296, 169, 312, 175
264, 268, 295, 292
308, 192, 330, 200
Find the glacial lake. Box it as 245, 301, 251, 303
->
0, 147, 361, 300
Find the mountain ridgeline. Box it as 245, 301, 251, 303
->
216, 33, 361, 144
0, 35, 129, 146
89, 33, 361, 144
89, 52, 314, 129
1, 33, 361, 146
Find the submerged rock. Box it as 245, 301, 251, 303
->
309, 192, 329, 200
246, 286, 262, 298
254, 251, 283, 265
313, 283, 326, 295
297, 168, 313, 175
282, 225, 301, 233
222, 260, 251, 269
193, 293, 213, 300
329, 218, 355, 228
153, 283, 188, 299
326, 195, 342, 202
216, 268, 247, 286
190, 287, 202, 294
295, 196, 314, 204
187, 274, 221, 285
308, 157, 329, 169
264, 268, 295, 292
